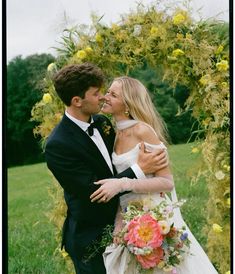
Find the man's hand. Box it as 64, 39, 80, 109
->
137, 142, 168, 174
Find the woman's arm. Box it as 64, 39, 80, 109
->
90, 175, 174, 203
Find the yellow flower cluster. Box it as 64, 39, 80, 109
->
95, 33, 103, 45
172, 49, 184, 57
191, 147, 199, 153
173, 13, 187, 25
60, 248, 69, 258
223, 164, 230, 172
150, 26, 159, 35
216, 60, 229, 71
212, 223, 223, 233
76, 50, 87, 60
199, 74, 211, 86
42, 93, 52, 104
75, 46, 93, 60
221, 82, 228, 88
215, 45, 224, 55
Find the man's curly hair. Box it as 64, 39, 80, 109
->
53, 63, 105, 106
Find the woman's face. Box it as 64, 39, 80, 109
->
101, 81, 126, 116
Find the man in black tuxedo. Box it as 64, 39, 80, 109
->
45, 63, 168, 274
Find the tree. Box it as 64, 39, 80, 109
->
7, 53, 55, 166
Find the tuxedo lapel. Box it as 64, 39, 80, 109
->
93, 116, 114, 157
61, 115, 113, 175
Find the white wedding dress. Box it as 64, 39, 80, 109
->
103, 120, 218, 274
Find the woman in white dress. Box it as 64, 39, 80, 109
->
90, 76, 218, 274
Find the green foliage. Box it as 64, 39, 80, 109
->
30, 2, 230, 272
7, 54, 55, 166
8, 163, 68, 273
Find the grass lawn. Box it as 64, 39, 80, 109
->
8, 142, 208, 273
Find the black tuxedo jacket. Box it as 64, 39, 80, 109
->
45, 114, 136, 259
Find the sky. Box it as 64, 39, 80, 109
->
7, 0, 229, 62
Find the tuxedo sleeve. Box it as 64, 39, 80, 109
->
45, 140, 102, 198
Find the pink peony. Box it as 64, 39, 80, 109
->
124, 214, 163, 248
136, 247, 164, 269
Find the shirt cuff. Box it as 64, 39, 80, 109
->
131, 163, 146, 179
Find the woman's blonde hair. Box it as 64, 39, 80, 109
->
113, 76, 169, 145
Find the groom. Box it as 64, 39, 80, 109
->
45, 63, 168, 274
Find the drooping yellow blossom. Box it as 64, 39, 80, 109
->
185, 33, 192, 39
150, 26, 159, 35
47, 63, 57, 72
212, 223, 223, 233
191, 147, 199, 153
42, 93, 52, 104
76, 50, 87, 60
172, 49, 185, 57
221, 82, 228, 88
215, 170, 225, 180
176, 33, 184, 39
173, 13, 186, 25
95, 33, 103, 44
225, 270, 230, 274
215, 45, 224, 55
199, 74, 211, 86
226, 198, 230, 207
85, 46, 93, 54
223, 164, 230, 172
60, 248, 69, 258
202, 118, 211, 127
216, 60, 229, 71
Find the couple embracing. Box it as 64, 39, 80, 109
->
45, 63, 218, 274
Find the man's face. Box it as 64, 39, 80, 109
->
80, 87, 104, 115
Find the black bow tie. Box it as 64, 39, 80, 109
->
87, 122, 98, 136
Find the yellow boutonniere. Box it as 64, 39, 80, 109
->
102, 121, 112, 136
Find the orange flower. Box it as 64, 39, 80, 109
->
136, 247, 164, 269
124, 214, 163, 248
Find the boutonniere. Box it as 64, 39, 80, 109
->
102, 121, 112, 136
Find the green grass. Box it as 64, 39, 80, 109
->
8, 142, 208, 273
168, 142, 208, 246
8, 163, 68, 274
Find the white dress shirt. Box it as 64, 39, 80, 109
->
65, 111, 146, 179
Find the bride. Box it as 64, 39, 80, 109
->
90, 76, 218, 273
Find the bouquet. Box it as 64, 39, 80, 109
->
116, 198, 191, 273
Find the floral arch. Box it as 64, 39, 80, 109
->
31, 2, 230, 273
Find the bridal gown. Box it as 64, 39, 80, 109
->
103, 129, 218, 274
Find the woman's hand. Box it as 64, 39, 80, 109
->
90, 179, 123, 203
137, 142, 168, 174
